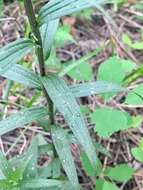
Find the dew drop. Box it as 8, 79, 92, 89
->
62, 159, 66, 163
76, 113, 80, 117
91, 90, 95, 94
12, 167, 16, 172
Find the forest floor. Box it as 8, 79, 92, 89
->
0, 1, 143, 190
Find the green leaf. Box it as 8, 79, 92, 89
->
106, 164, 134, 182
121, 59, 136, 74
7, 156, 32, 183
131, 147, 143, 162
95, 180, 120, 190
70, 81, 125, 98
91, 107, 131, 138
95, 179, 104, 190
122, 34, 143, 50
51, 126, 79, 189
97, 56, 135, 98
122, 34, 132, 47
23, 138, 38, 179
102, 181, 120, 190
1, 65, 125, 98
40, 19, 59, 59
0, 151, 11, 178
132, 42, 143, 51
0, 107, 48, 136
39, 0, 105, 25
93, 142, 111, 158
67, 62, 93, 81
0, 38, 33, 74
0, 1, 4, 14
41, 75, 97, 167
38, 158, 61, 179
38, 165, 53, 179
45, 49, 62, 71
80, 153, 102, 177
80, 152, 95, 177
20, 179, 66, 189
139, 139, 143, 150
55, 25, 75, 47
80, 105, 91, 115
73, 8, 94, 20
129, 116, 142, 128
98, 56, 124, 83
125, 84, 143, 105
97, 56, 136, 84
59, 49, 100, 77
124, 64, 143, 85
2, 64, 41, 89
0, 170, 5, 180
0, 179, 11, 189
51, 159, 61, 179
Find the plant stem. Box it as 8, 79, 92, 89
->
24, 0, 54, 125
24, 0, 45, 76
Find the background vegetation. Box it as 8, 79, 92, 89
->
0, 0, 143, 189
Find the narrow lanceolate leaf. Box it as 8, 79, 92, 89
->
0, 107, 48, 136
23, 138, 38, 179
0, 151, 11, 178
42, 75, 97, 167
2, 65, 125, 98
40, 19, 59, 59
39, 0, 105, 25
2, 64, 41, 89
21, 179, 65, 189
70, 81, 125, 98
0, 38, 33, 74
51, 126, 79, 189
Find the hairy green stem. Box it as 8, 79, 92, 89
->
24, 0, 54, 125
